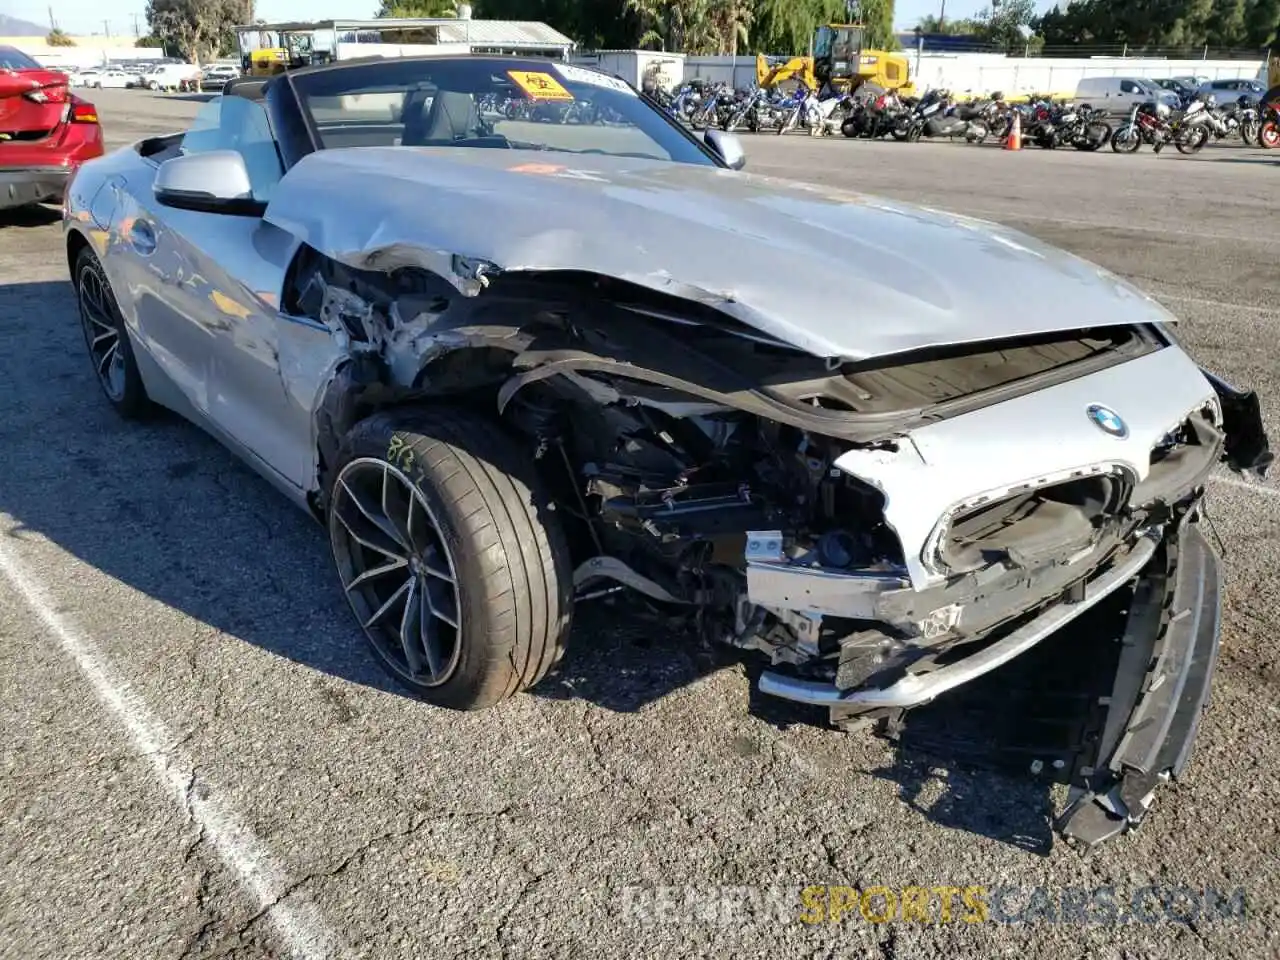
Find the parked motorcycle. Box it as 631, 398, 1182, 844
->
1231, 96, 1262, 145
1031, 103, 1111, 150
1168, 96, 1216, 154
1258, 101, 1280, 149
774, 85, 816, 135
842, 90, 910, 139
898, 90, 989, 143
1110, 100, 1172, 153
724, 86, 769, 133
1110, 99, 1210, 155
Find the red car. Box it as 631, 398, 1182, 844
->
1, 45, 103, 210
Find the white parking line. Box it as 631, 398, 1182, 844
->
954, 208, 1265, 245
1153, 292, 1278, 315
0, 540, 338, 960
1210, 474, 1280, 501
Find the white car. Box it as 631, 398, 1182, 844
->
200, 64, 240, 88
80, 69, 132, 89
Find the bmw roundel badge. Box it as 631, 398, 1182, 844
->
1086, 404, 1128, 438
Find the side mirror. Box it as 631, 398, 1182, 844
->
154, 150, 264, 215
703, 128, 746, 170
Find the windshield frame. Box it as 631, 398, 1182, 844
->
279, 55, 729, 169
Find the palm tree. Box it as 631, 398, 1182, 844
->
625, 0, 669, 49
712, 0, 752, 55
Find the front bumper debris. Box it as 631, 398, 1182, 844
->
757, 532, 1159, 710
1202, 368, 1273, 477
1055, 520, 1222, 844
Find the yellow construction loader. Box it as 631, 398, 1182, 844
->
755, 54, 817, 92
753, 24, 913, 96
812, 23, 914, 95
236, 26, 330, 76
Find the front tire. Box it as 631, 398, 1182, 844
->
1111, 125, 1141, 153
1075, 121, 1110, 150
1175, 125, 1209, 154
1259, 119, 1280, 149
329, 409, 573, 710
73, 246, 149, 418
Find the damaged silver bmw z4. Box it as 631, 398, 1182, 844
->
64, 56, 1271, 844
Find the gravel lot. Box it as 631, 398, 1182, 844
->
3, 89, 1280, 959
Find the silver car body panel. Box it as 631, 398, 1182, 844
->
65, 147, 340, 499
831, 344, 1216, 588
260, 146, 1176, 362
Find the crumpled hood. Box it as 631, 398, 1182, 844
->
263, 146, 1176, 360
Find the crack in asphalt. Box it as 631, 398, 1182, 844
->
234, 804, 518, 945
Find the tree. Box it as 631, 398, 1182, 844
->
914, 14, 981, 34
974, 0, 1037, 49
374, 0, 458, 16
1035, 0, 1278, 50
752, 0, 846, 54
856, 0, 897, 49
136, 34, 166, 47
146, 0, 251, 64
712, 0, 753, 55
1245, 0, 1280, 45
625, 0, 669, 48
47, 29, 76, 46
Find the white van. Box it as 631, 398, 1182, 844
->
139, 63, 201, 91
1075, 76, 1180, 115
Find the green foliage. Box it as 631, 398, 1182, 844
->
914, 14, 981, 34
475, 0, 887, 54
754, 0, 845, 54
136, 34, 166, 47
1035, 0, 1279, 49
46, 29, 76, 47
973, 0, 1037, 49
856, 0, 896, 49
146, 0, 251, 62
374, 0, 459, 16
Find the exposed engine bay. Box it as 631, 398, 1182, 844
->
287, 246, 1271, 844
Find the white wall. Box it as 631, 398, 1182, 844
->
683, 55, 759, 90
24, 46, 167, 68
334, 41, 471, 60
672, 51, 1264, 95
571, 50, 686, 90
910, 54, 1263, 96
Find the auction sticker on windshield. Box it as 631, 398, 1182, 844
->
508, 71, 574, 101
554, 62, 636, 96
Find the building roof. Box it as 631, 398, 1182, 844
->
436, 20, 574, 48
234, 18, 574, 50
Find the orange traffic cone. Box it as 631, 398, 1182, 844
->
1004, 111, 1022, 150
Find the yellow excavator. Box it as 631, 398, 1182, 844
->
755, 24, 913, 95
755, 54, 817, 92
812, 23, 914, 95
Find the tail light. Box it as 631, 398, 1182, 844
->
70, 99, 99, 123
23, 84, 70, 104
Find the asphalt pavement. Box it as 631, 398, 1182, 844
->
2, 89, 1279, 959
